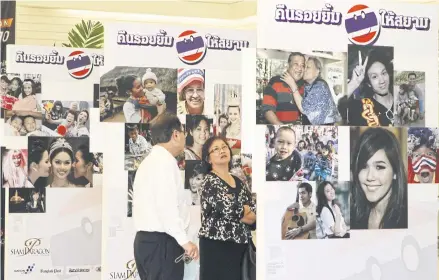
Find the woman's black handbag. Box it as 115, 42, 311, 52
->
241, 238, 256, 280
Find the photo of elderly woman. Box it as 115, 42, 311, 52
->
177, 68, 205, 115
0, 73, 42, 112
124, 123, 153, 171
42, 100, 92, 137
4, 111, 59, 137
407, 128, 439, 184
1, 149, 28, 188
266, 125, 339, 181
184, 115, 213, 160
350, 127, 408, 229
9, 187, 46, 213
346, 45, 394, 127
184, 160, 205, 205
256, 49, 346, 125
316, 181, 350, 239
99, 67, 177, 123
394, 71, 425, 126
28, 136, 94, 188
214, 84, 242, 154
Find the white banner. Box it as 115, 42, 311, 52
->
101, 22, 256, 280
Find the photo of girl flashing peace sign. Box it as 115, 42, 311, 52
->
346, 45, 394, 127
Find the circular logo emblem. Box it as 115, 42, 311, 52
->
66, 50, 93, 79
345, 4, 381, 45
176, 30, 207, 65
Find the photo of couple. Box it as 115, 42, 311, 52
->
256, 49, 346, 126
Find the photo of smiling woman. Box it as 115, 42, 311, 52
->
407, 128, 439, 184
1, 149, 28, 188
350, 127, 408, 229
346, 45, 394, 126
27, 138, 51, 188
177, 68, 205, 115
185, 115, 213, 160
184, 160, 205, 205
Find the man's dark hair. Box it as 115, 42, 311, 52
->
408, 72, 416, 79
127, 124, 138, 132
150, 112, 182, 145
298, 182, 313, 194
287, 52, 305, 64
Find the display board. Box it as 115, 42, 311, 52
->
100, 22, 256, 280
248, 1, 439, 279
2, 45, 104, 279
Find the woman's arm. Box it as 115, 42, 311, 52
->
240, 184, 256, 225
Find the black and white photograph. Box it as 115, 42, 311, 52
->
2, 148, 28, 188
27, 136, 96, 188
124, 123, 152, 171
9, 187, 46, 213
184, 160, 205, 205
3, 110, 58, 137
350, 127, 408, 229
347, 45, 394, 127
184, 114, 213, 160
394, 71, 425, 126
315, 181, 350, 239
214, 84, 242, 155
0, 73, 42, 112
99, 66, 178, 123
256, 49, 346, 125
42, 100, 92, 137
127, 170, 136, 217
266, 125, 338, 181
177, 68, 206, 115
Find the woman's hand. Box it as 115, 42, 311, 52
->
350, 50, 368, 88
281, 72, 298, 91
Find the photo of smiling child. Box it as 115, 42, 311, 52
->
4, 111, 59, 137
266, 125, 339, 181
0, 73, 42, 112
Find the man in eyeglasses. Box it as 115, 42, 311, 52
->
133, 112, 199, 280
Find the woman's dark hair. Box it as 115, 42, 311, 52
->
9, 77, 22, 98
361, 49, 393, 98
28, 139, 47, 166
53, 101, 63, 113
77, 144, 94, 165
1, 75, 10, 83
192, 162, 205, 177
316, 181, 337, 215
150, 112, 183, 145
201, 136, 233, 172
49, 139, 74, 163
116, 75, 138, 96
21, 79, 36, 98
66, 109, 77, 119
218, 114, 228, 124
186, 115, 211, 147
351, 127, 407, 229
76, 109, 89, 122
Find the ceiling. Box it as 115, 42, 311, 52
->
17, 0, 257, 19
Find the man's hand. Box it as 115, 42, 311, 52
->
285, 227, 301, 239
182, 241, 199, 261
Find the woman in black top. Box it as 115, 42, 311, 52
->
347, 48, 394, 126
199, 136, 256, 280
350, 127, 407, 229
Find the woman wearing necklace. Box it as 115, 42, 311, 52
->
46, 138, 77, 188
27, 139, 51, 188
347, 49, 394, 126
221, 105, 241, 151
184, 115, 211, 160
198, 136, 256, 280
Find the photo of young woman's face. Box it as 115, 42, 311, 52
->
23, 83, 32, 96
189, 173, 204, 193
274, 129, 295, 160
358, 149, 394, 203
190, 120, 209, 146
73, 150, 87, 178
412, 145, 436, 183
52, 152, 72, 180
11, 116, 22, 131
11, 80, 19, 91
367, 61, 389, 95
32, 192, 39, 201
228, 107, 240, 123
219, 117, 228, 129
324, 183, 335, 202
37, 151, 51, 177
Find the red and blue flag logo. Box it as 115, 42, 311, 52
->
345, 4, 380, 45
176, 30, 207, 65
66, 50, 93, 79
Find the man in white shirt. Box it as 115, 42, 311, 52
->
127, 125, 152, 156
133, 112, 198, 280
